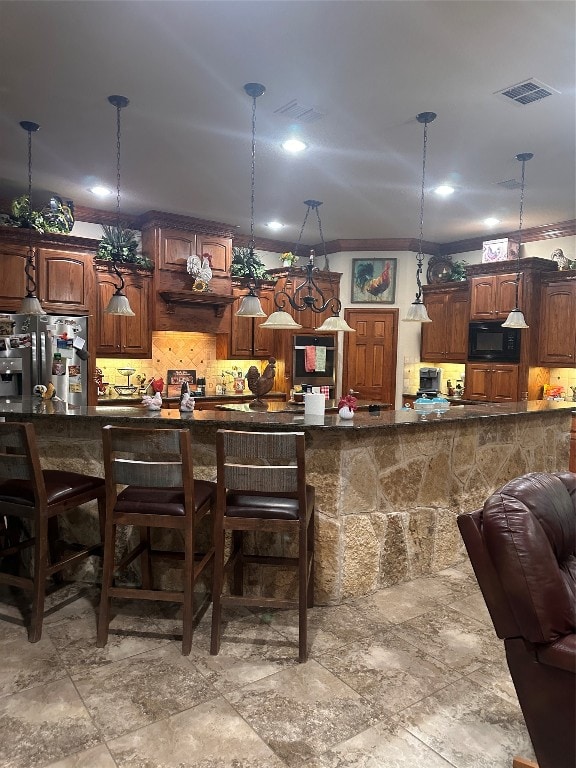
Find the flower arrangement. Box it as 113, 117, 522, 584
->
337, 391, 358, 419
97, 224, 153, 270
280, 251, 299, 267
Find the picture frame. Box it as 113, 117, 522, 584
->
351, 258, 397, 303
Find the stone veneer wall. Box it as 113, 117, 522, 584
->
29, 409, 570, 604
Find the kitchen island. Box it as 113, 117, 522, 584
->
0, 399, 572, 604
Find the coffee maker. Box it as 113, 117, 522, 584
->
417, 367, 442, 397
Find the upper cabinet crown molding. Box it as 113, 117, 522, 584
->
137, 210, 235, 237
0, 224, 99, 253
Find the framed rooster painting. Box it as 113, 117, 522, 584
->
351, 258, 397, 303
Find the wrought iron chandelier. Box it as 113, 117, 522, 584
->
403, 111, 437, 323
104, 94, 135, 316
18, 120, 45, 316
235, 82, 268, 318
502, 152, 533, 329
260, 200, 355, 332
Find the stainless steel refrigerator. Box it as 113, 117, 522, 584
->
0, 313, 90, 406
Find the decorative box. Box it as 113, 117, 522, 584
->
482, 238, 519, 263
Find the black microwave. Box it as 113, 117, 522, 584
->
468, 321, 521, 363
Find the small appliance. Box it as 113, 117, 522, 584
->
417, 367, 442, 397
468, 321, 521, 363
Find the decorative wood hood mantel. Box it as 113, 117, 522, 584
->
159, 290, 235, 317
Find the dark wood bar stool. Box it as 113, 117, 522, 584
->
97, 425, 215, 655
0, 421, 106, 642
210, 429, 315, 662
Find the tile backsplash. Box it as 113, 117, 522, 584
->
97, 331, 263, 396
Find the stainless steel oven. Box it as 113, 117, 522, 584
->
292, 334, 336, 389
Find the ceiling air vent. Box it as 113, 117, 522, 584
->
495, 78, 558, 106
273, 100, 325, 123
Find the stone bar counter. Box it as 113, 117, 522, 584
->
0, 399, 573, 605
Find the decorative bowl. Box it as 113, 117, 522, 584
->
117, 368, 136, 378
114, 385, 138, 396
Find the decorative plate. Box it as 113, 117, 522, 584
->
426, 255, 453, 284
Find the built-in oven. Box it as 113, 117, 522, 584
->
292, 335, 336, 390
468, 321, 521, 363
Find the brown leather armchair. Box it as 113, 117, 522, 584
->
458, 471, 576, 768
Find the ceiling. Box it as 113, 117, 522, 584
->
0, 0, 574, 248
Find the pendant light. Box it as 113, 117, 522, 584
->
502, 152, 533, 329
104, 94, 135, 316
403, 111, 437, 323
235, 83, 267, 318
260, 200, 355, 332
18, 120, 45, 316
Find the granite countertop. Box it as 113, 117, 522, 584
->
1, 398, 573, 432
96, 391, 287, 405
216, 400, 391, 414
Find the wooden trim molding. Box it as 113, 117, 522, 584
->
439, 219, 576, 256
136, 210, 235, 237
0, 224, 100, 253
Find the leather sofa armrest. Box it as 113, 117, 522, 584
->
536, 633, 576, 674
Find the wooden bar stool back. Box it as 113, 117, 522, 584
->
0, 421, 105, 642
210, 429, 315, 662
98, 425, 215, 655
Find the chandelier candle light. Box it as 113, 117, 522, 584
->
260, 200, 355, 332
18, 120, 45, 316
403, 111, 437, 323
501, 152, 533, 329
235, 83, 268, 319
104, 95, 135, 317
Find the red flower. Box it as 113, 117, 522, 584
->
338, 393, 357, 411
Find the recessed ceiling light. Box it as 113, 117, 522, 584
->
434, 184, 455, 197
484, 217, 501, 227
89, 185, 113, 197
282, 138, 307, 154
266, 221, 284, 231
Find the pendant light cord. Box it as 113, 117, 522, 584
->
20, 121, 40, 298
513, 152, 533, 308
108, 95, 129, 293
414, 112, 436, 303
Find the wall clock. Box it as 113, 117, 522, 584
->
426, 255, 453, 284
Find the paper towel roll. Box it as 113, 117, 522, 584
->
304, 392, 326, 416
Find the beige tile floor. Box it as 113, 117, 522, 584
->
0, 560, 536, 768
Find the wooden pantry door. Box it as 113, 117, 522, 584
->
343, 309, 398, 407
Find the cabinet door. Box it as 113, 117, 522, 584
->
538, 282, 576, 365
196, 235, 231, 277
421, 294, 448, 360
446, 291, 470, 361
253, 289, 276, 358
494, 274, 521, 319
37, 249, 92, 312
0, 244, 28, 311
158, 229, 196, 271
490, 364, 519, 401
120, 275, 151, 357
95, 276, 121, 355
230, 288, 254, 358
465, 363, 491, 401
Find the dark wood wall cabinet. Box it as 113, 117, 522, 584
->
469, 272, 520, 320
94, 262, 152, 358
464, 363, 519, 402
230, 281, 276, 359
421, 283, 469, 362
538, 272, 576, 366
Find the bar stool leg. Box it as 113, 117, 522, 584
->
30, 516, 49, 643
139, 526, 152, 590
97, 517, 116, 648
210, 529, 225, 655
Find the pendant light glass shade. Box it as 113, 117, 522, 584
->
404, 301, 432, 323
106, 290, 135, 317
259, 310, 303, 330
315, 314, 356, 332
18, 294, 45, 316
502, 152, 533, 330
18, 120, 45, 316
403, 111, 437, 322
104, 94, 135, 316
501, 309, 528, 329
236, 293, 266, 317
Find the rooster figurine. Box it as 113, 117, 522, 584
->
246, 357, 276, 408
187, 252, 213, 292
355, 260, 392, 298
142, 391, 162, 410
179, 381, 195, 412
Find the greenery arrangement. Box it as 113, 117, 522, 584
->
4, 195, 75, 234
97, 224, 153, 269
448, 260, 468, 281
231, 246, 270, 279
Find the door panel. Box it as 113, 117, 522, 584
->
343, 309, 398, 407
